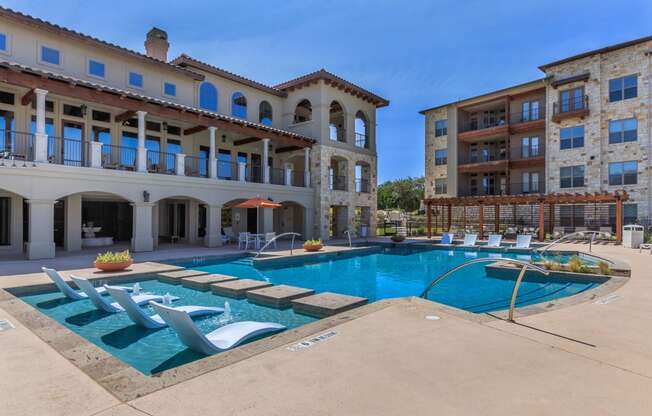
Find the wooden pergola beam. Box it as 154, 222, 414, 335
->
233, 137, 260, 147
115, 110, 136, 123
275, 145, 302, 154
20, 88, 35, 106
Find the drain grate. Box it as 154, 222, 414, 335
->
0, 319, 15, 331
287, 331, 338, 352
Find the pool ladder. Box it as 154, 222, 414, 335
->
254, 232, 301, 259
535, 231, 615, 264
343, 229, 354, 248
420, 258, 549, 322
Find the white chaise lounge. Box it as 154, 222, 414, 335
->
514, 234, 532, 249
71, 275, 177, 313
439, 232, 455, 245
42, 267, 132, 300
461, 233, 478, 247
150, 301, 286, 355
105, 286, 223, 329
486, 234, 502, 248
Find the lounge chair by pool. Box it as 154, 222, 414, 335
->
105, 286, 223, 329
439, 232, 454, 245
71, 275, 177, 313
487, 234, 502, 248
461, 233, 478, 247
514, 234, 532, 249
150, 301, 286, 355
42, 267, 132, 300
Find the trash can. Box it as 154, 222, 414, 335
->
623, 224, 644, 248
360, 225, 369, 238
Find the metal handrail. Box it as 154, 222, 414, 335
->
420, 258, 549, 322
536, 230, 615, 264
343, 229, 353, 248
254, 232, 301, 258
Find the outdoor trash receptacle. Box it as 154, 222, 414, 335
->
623, 224, 644, 249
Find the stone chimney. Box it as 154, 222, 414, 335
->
144, 27, 169, 61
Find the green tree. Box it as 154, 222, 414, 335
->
377, 177, 424, 212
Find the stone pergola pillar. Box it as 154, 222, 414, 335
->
26, 199, 56, 259
131, 202, 154, 252
136, 111, 147, 172
33, 88, 49, 163
208, 126, 217, 179
204, 205, 223, 247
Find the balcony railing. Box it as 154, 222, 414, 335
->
355, 178, 371, 193
0, 130, 34, 162
246, 164, 263, 183
329, 127, 347, 143
458, 180, 545, 197
553, 95, 589, 117
290, 170, 305, 187
355, 133, 369, 149
459, 150, 507, 165
459, 117, 507, 133
510, 145, 545, 161
330, 174, 347, 191
101, 144, 137, 171
147, 150, 176, 175
270, 167, 285, 185
48, 137, 89, 167
509, 107, 546, 124
185, 155, 208, 178
216, 160, 237, 180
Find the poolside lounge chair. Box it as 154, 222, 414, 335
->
486, 234, 502, 248
150, 301, 286, 355
514, 234, 532, 249
71, 275, 177, 313
439, 232, 454, 245
104, 286, 223, 329
42, 267, 132, 300
461, 233, 478, 247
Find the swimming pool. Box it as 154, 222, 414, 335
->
179, 245, 603, 313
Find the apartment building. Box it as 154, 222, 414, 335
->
0, 7, 388, 259
422, 35, 652, 228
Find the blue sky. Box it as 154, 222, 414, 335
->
7, 0, 652, 182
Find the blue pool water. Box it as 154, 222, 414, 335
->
20, 280, 315, 375
181, 246, 602, 313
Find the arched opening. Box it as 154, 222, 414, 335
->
293, 99, 312, 123
259, 101, 273, 126
273, 201, 305, 236
355, 111, 369, 148
0, 188, 27, 254
199, 82, 218, 112
355, 161, 372, 193
153, 195, 212, 247
231, 92, 247, 118
329, 101, 346, 142
329, 156, 348, 191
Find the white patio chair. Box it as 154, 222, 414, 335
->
439, 232, 454, 245
461, 233, 478, 247
42, 267, 132, 300
486, 234, 502, 248
514, 234, 532, 249
238, 232, 251, 250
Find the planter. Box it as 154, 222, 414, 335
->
391, 235, 406, 243
303, 244, 323, 252
94, 260, 133, 272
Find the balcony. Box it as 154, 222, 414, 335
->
355, 133, 369, 149
355, 178, 371, 193
330, 174, 347, 191
458, 117, 509, 141
457, 179, 545, 197
552, 95, 589, 122
508, 107, 546, 133
0, 130, 35, 165
458, 150, 508, 173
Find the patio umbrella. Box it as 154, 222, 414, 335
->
234, 196, 281, 236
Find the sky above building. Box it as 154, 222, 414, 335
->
8, 0, 652, 183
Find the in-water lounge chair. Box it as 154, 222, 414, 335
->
461, 233, 478, 247
486, 234, 502, 248
71, 275, 177, 313
439, 232, 455, 245
514, 234, 532, 249
105, 286, 223, 329
150, 301, 286, 355
42, 267, 132, 300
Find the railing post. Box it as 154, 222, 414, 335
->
176, 153, 185, 176
238, 162, 246, 183
90, 141, 103, 168
285, 166, 292, 186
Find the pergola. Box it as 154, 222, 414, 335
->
424, 191, 629, 243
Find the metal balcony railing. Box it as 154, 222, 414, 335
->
147, 150, 176, 175
270, 167, 285, 185
101, 144, 137, 171
553, 95, 589, 116
48, 136, 89, 167
355, 178, 371, 193
355, 132, 369, 148
508, 107, 546, 124
330, 174, 347, 191
0, 130, 34, 162
457, 180, 545, 197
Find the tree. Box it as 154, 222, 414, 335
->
377, 177, 424, 212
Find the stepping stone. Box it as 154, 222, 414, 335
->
291, 292, 368, 318
210, 279, 273, 299
246, 285, 315, 309
157, 269, 208, 285
181, 274, 239, 291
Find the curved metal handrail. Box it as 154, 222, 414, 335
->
420, 258, 550, 322
254, 232, 301, 258
343, 229, 354, 248
536, 230, 615, 265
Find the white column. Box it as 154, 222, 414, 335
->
25, 199, 56, 259
188, 200, 199, 244
262, 207, 274, 233
90, 141, 103, 168
34, 89, 49, 163
262, 138, 270, 184
208, 126, 217, 179
284, 164, 293, 186
204, 205, 222, 247
131, 202, 154, 252
176, 153, 186, 176
238, 162, 246, 182
136, 110, 147, 172
304, 147, 311, 187
64, 194, 82, 252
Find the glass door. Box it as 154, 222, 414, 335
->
61, 120, 84, 166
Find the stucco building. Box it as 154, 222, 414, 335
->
0, 7, 388, 259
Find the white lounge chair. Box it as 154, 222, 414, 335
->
150, 301, 285, 355
514, 234, 532, 249
42, 267, 132, 300
71, 275, 177, 313
104, 286, 223, 329
486, 234, 502, 248
461, 233, 478, 247
439, 232, 454, 245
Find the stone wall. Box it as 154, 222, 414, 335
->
424, 107, 450, 199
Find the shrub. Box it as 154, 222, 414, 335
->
543, 260, 562, 271
304, 239, 322, 246
567, 256, 584, 273
597, 261, 612, 276
95, 250, 132, 264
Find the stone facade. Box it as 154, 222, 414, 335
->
424, 107, 450, 199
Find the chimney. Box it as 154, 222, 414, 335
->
144, 27, 169, 61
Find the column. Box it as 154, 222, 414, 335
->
284, 164, 293, 186
208, 126, 217, 179
426, 202, 432, 239
188, 200, 199, 244
238, 162, 246, 182
64, 194, 82, 252
615, 198, 623, 244
90, 141, 103, 168
262, 138, 270, 184
478, 203, 484, 239
538, 201, 546, 242
176, 153, 186, 176
34, 89, 49, 163
262, 207, 274, 233
131, 202, 154, 252
494, 205, 500, 234
26, 199, 56, 259
136, 110, 147, 172
304, 147, 311, 187
204, 205, 223, 247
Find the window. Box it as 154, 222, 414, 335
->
128, 71, 143, 88
435, 149, 447, 165
293, 99, 312, 123
0, 90, 15, 105
231, 92, 247, 118
610, 204, 638, 226
163, 82, 176, 97
560, 125, 584, 149
609, 161, 638, 185
560, 165, 585, 188
609, 75, 637, 102
435, 119, 447, 137
199, 82, 218, 112
355, 111, 368, 148
40, 45, 60, 65
560, 205, 585, 227
167, 125, 181, 136
559, 87, 585, 112
521, 172, 540, 193
217, 149, 232, 179
521, 101, 540, 121
166, 139, 182, 154
521, 136, 541, 158
92, 110, 111, 123
30, 98, 54, 112
609, 118, 637, 144
435, 178, 447, 195
120, 131, 138, 166
88, 59, 105, 78
63, 104, 84, 118
0, 33, 7, 52
259, 101, 273, 125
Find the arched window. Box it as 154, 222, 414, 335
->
259, 101, 273, 126
355, 111, 369, 148
329, 101, 345, 142
293, 99, 312, 123
199, 82, 218, 112
231, 92, 247, 118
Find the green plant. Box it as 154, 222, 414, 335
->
95, 250, 132, 264
597, 261, 612, 276
304, 239, 322, 246
567, 255, 584, 273
543, 260, 562, 271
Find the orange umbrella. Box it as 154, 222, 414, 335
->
234, 197, 281, 236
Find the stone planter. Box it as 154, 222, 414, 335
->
303, 244, 323, 252
94, 260, 133, 272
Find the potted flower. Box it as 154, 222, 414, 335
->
303, 239, 323, 252
391, 234, 406, 243
94, 250, 133, 272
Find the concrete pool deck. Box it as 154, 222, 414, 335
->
1, 242, 652, 415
